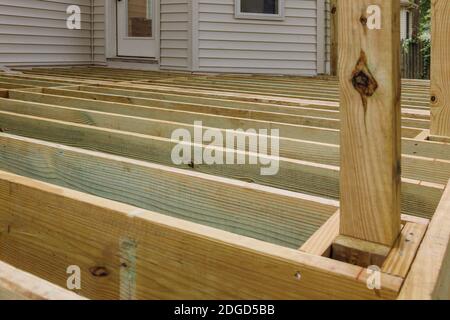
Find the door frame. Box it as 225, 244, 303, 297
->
104, 0, 160, 60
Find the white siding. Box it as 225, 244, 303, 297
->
160, 0, 191, 70
324, 0, 330, 74
0, 0, 102, 66
196, 0, 321, 75
400, 7, 413, 41
93, 0, 106, 64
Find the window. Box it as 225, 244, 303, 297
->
235, 0, 285, 20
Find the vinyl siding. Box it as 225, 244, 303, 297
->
160, 0, 191, 70
196, 0, 321, 75
400, 7, 413, 41
93, 0, 105, 64
0, 0, 101, 66
324, 0, 330, 74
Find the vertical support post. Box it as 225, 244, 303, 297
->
430, 0, 450, 138
330, 0, 338, 76
338, 0, 401, 246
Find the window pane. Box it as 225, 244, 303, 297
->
241, 0, 279, 15
128, 0, 153, 37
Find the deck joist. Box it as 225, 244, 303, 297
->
0, 67, 448, 300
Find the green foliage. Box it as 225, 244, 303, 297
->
419, 0, 431, 79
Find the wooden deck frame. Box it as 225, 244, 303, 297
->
0, 112, 444, 219
0, 170, 402, 300
0, 67, 448, 300
0, 154, 450, 299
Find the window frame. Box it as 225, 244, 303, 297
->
234, 0, 285, 21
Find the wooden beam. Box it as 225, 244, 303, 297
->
399, 180, 450, 300
300, 210, 340, 256
0, 112, 444, 220
0, 170, 402, 300
300, 212, 429, 261
330, 0, 338, 76
430, 0, 450, 138
0, 260, 86, 300
338, 0, 402, 246
0, 133, 338, 249
382, 221, 428, 278
9, 88, 430, 131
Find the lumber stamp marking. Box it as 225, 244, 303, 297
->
430, 0, 450, 138
338, 0, 402, 249
120, 237, 137, 300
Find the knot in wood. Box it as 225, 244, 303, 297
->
351, 51, 378, 98
352, 70, 377, 97
360, 16, 368, 25
89, 266, 109, 277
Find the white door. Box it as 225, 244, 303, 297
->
117, 0, 157, 57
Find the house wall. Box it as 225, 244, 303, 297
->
194, 0, 325, 75
160, 0, 191, 70
0, 0, 102, 66
324, 0, 331, 74
0, 0, 328, 75
93, 0, 106, 64
400, 7, 413, 41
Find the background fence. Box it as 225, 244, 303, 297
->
401, 40, 430, 79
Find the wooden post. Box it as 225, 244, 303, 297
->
430, 0, 450, 138
330, 0, 338, 76
338, 0, 402, 247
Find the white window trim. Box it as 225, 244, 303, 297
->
235, 0, 285, 21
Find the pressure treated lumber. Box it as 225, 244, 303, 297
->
0, 114, 444, 219
399, 180, 450, 300
0, 170, 403, 300
0, 75, 68, 88
0, 133, 338, 249
300, 212, 429, 264
381, 221, 428, 279
22, 87, 429, 130
330, 0, 338, 76
338, 0, 401, 246
300, 210, 340, 256
430, 0, 450, 137
4, 94, 448, 182
0, 261, 85, 300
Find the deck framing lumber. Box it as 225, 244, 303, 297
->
430, 0, 450, 138
0, 133, 338, 249
0, 114, 443, 220
0, 66, 447, 300
399, 180, 450, 299
338, 0, 402, 246
0, 170, 403, 300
